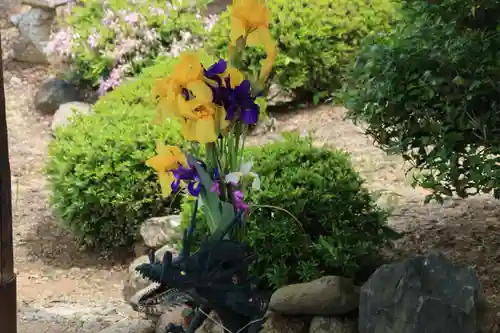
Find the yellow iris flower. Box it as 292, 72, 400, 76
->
154, 52, 214, 122
226, 67, 245, 88
146, 143, 188, 197
230, 0, 277, 81
178, 100, 231, 144
153, 52, 231, 143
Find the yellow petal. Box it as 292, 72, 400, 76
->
230, 17, 247, 44
169, 146, 188, 167
194, 117, 217, 143
246, 27, 277, 82
217, 106, 230, 133
158, 172, 175, 197
247, 27, 274, 51
177, 96, 198, 119
203, 76, 219, 88
172, 52, 204, 84
226, 67, 244, 88
187, 80, 213, 105
259, 45, 276, 81
145, 155, 167, 172
180, 119, 198, 141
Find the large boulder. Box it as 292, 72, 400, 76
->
51, 101, 92, 133
359, 252, 487, 333
140, 215, 182, 249
34, 78, 79, 114
269, 276, 359, 316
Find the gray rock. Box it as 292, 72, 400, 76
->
269, 276, 359, 316
13, 7, 56, 63
51, 101, 92, 132
261, 311, 307, 333
122, 255, 152, 303
156, 306, 189, 333
155, 244, 179, 263
358, 252, 486, 333
309, 316, 358, 333
22, 0, 69, 8
10, 13, 23, 26
140, 215, 182, 248
195, 311, 306, 333
34, 78, 79, 114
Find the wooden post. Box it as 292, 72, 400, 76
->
0, 29, 18, 333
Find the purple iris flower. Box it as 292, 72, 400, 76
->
225, 80, 260, 125
204, 59, 260, 125
204, 60, 229, 106
232, 190, 249, 212
204, 59, 227, 80
171, 160, 201, 197
210, 181, 221, 196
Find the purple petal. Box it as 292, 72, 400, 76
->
234, 80, 251, 98
205, 59, 227, 77
188, 182, 201, 196
212, 167, 220, 180
210, 182, 221, 195
225, 105, 237, 121
241, 104, 259, 124
232, 190, 249, 212
171, 177, 181, 193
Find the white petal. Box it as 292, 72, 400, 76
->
251, 174, 261, 190
240, 161, 253, 174
225, 172, 241, 184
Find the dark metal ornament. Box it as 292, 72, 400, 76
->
135, 201, 269, 333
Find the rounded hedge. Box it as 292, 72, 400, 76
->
45, 55, 213, 251
205, 0, 398, 102
179, 134, 397, 289
342, 0, 500, 202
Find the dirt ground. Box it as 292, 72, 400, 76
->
1, 9, 499, 333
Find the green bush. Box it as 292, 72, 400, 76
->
46, 54, 212, 251
47, 0, 209, 94
205, 0, 398, 102
179, 134, 397, 289
342, 0, 500, 203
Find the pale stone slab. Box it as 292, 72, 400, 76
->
22, 0, 68, 9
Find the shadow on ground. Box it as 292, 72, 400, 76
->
21, 218, 133, 270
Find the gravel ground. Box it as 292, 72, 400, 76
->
1, 16, 134, 332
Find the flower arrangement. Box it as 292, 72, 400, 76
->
147, 0, 277, 240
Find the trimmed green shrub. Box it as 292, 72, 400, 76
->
47, 0, 209, 94
342, 0, 500, 203
45, 54, 213, 251
205, 0, 398, 102
179, 134, 397, 289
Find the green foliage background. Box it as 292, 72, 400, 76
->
206, 0, 398, 102
343, 0, 500, 202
